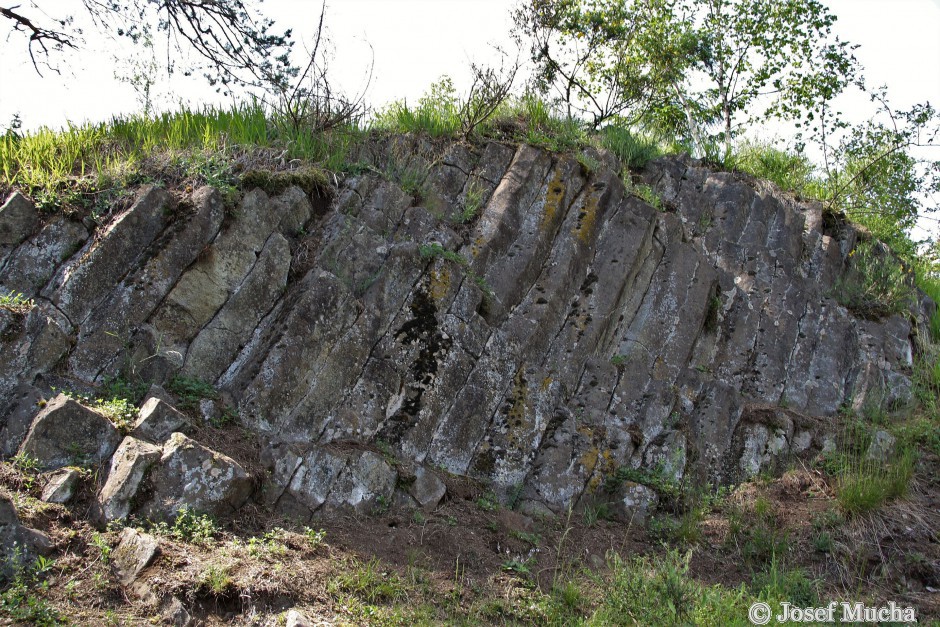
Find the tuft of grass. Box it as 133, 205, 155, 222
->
329, 557, 407, 604
199, 564, 232, 596
729, 141, 819, 199
456, 180, 486, 224
0, 291, 35, 314
589, 549, 752, 626
629, 182, 664, 211
835, 446, 915, 515
600, 126, 661, 170
373, 76, 462, 138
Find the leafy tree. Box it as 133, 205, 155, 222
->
1, 0, 296, 93
514, 0, 860, 156
681, 0, 860, 155
825, 91, 940, 259
512, 0, 691, 129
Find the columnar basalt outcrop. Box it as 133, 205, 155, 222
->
0, 137, 926, 522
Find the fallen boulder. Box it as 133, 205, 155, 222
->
136, 433, 253, 521
18, 394, 121, 470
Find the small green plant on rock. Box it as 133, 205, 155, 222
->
476, 491, 499, 512
166, 375, 219, 410
0, 291, 35, 315
303, 527, 327, 550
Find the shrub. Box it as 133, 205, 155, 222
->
831, 239, 916, 319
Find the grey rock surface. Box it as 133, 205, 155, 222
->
131, 398, 188, 443
41, 468, 80, 504
96, 436, 162, 525
136, 432, 253, 521
111, 527, 160, 586
0, 140, 930, 516
18, 394, 121, 470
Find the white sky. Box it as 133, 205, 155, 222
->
0, 0, 938, 235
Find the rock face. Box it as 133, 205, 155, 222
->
0, 139, 929, 518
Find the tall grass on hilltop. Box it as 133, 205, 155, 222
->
0, 103, 363, 196
728, 141, 824, 200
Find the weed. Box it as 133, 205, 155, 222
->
600, 126, 661, 169
703, 293, 722, 333
150, 506, 219, 545
812, 531, 833, 553
697, 210, 714, 233
371, 495, 390, 516
752, 554, 818, 608
457, 180, 486, 224
476, 491, 499, 512
304, 527, 327, 550
166, 375, 218, 410
576, 152, 601, 174
730, 141, 818, 198
501, 558, 533, 577
631, 183, 663, 211
582, 502, 611, 526
10, 452, 40, 475
835, 446, 915, 515
90, 533, 111, 565
374, 76, 462, 138
592, 549, 752, 625
510, 530, 541, 546
329, 557, 407, 604
247, 528, 287, 559
0, 553, 63, 626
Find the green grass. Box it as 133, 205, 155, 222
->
329, 557, 408, 604
166, 375, 218, 410
835, 447, 915, 515
0, 103, 363, 213
373, 77, 462, 138
587, 550, 752, 626
599, 126, 662, 169
728, 141, 821, 199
